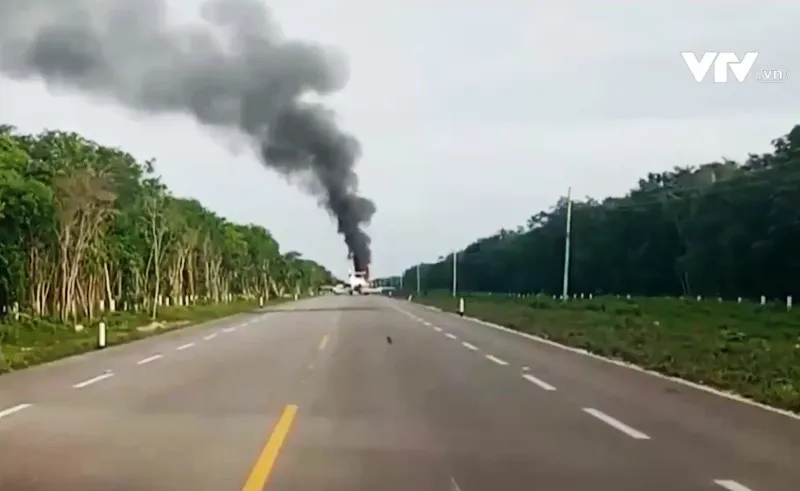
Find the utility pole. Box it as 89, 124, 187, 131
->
561, 187, 572, 301
416, 264, 421, 295
452, 251, 458, 297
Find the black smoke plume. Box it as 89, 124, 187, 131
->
0, 0, 375, 269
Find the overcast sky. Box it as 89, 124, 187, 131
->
1, 0, 797, 279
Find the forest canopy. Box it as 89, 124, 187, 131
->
0, 126, 333, 322
396, 125, 800, 299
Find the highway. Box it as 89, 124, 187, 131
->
0, 295, 798, 491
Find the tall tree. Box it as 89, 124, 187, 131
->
395, 125, 800, 299
0, 127, 334, 322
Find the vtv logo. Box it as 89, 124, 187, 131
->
681, 52, 759, 83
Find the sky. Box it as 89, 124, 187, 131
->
1, 0, 797, 279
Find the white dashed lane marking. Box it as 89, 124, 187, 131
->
137, 354, 162, 365
522, 373, 557, 391
0, 403, 32, 420
583, 408, 650, 440
485, 354, 509, 366
73, 372, 114, 389
203, 333, 217, 340
176, 342, 195, 351
393, 305, 777, 490
713, 480, 754, 491
222, 327, 236, 333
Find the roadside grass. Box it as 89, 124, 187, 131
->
414, 291, 800, 412
0, 298, 288, 374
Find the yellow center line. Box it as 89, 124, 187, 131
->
318, 334, 329, 351
241, 404, 298, 491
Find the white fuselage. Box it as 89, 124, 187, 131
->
321, 269, 395, 296
348, 272, 369, 294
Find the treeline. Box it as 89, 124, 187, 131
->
0, 126, 333, 323
394, 125, 800, 299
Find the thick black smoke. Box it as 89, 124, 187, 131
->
0, 0, 375, 269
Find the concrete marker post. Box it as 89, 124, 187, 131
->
98, 322, 106, 349
458, 297, 464, 317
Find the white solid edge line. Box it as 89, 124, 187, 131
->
203, 333, 217, 340
445, 333, 458, 339
485, 354, 509, 366
462, 341, 478, 351
0, 403, 32, 419
73, 372, 114, 389
176, 342, 195, 350
713, 480, 754, 491
583, 408, 650, 440
407, 304, 800, 421
137, 354, 163, 365
522, 373, 557, 391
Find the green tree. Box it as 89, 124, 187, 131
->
0, 127, 333, 322
392, 125, 800, 299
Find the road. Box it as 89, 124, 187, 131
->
1, 295, 798, 490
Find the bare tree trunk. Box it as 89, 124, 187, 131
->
103, 262, 113, 309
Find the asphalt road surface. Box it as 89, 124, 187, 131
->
1, 295, 798, 491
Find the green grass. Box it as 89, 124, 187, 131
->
0, 298, 289, 374
413, 291, 800, 412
